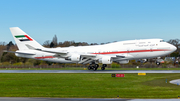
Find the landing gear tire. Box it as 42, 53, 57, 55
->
102, 64, 107, 67
101, 67, 105, 70
88, 64, 99, 71
93, 66, 97, 71
88, 64, 92, 70
88, 66, 91, 70
101, 64, 107, 70
95, 64, 99, 68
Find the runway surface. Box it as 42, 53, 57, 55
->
0, 98, 179, 101
1, 70, 180, 73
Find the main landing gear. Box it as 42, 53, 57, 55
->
88, 64, 107, 71
88, 64, 99, 71
101, 64, 107, 70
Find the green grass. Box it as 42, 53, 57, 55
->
0, 73, 180, 98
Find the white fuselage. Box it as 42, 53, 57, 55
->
15, 39, 176, 64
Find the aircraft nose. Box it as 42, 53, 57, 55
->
171, 45, 177, 52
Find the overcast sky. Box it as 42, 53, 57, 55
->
0, 0, 180, 45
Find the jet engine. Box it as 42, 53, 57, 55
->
99, 56, 112, 64
119, 60, 129, 64
70, 54, 81, 62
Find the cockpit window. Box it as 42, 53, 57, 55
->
160, 40, 164, 42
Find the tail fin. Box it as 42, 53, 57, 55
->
10, 27, 44, 50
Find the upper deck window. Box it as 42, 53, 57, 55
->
123, 43, 135, 45
139, 42, 146, 44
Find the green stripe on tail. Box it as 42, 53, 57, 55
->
15, 35, 25, 38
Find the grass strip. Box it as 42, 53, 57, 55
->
0, 73, 180, 98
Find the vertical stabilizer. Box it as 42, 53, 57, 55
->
10, 27, 44, 50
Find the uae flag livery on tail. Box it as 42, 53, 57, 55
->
15, 35, 33, 41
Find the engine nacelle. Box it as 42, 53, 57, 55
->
99, 56, 112, 64
70, 54, 81, 62
119, 60, 129, 64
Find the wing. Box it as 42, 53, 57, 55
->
33, 48, 129, 64
79, 54, 127, 64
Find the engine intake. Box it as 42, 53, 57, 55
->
99, 56, 112, 64
70, 54, 81, 62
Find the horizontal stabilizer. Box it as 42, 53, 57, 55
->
4, 50, 36, 55
35, 49, 68, 54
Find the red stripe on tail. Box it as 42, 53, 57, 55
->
24, 35, 33, 41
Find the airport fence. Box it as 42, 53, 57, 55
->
0, 62, 179, 69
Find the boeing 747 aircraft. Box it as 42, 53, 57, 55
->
7, 27, 176, 71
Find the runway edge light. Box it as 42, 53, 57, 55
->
111, 74, 116, 77
138, 73, 146, 75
